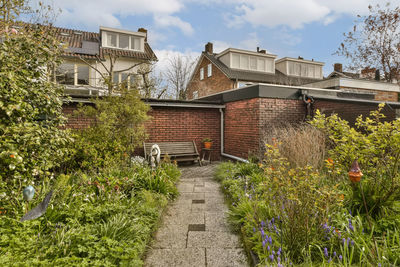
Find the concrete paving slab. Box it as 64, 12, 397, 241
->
163, 211, 205, 225
177, 182, 194, 193
145, 248, 206, 267
179, 192, 205, 200
206, 248, 249, 267
205, 212, 231, 232
187, 231, 242, 248
153, 224, 187, 249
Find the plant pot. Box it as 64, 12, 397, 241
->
349, 171, 362, 183
204, 142, 212, 149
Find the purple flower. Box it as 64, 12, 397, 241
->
261, 229, 265, 238
253, 227, 256, 233
351, 240, 355, 246
272, 250, 275, 255
339, 255, 343, 261
267, 245, 270, 251
277, 256, 281, 263
269, 254, 274, 261
342, 238, 346, 245
269, 236, 272, 244
271, 217, 275, 224
277, 250, 281, 256
328, 258, 332, 263
262, 240, 266, 247
378, 263, 381, 267
324, 247, 329, 258
333, 251, 336, 257
278, 264, 283, 267
261, 220, 265, 227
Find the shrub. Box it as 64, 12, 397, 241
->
310, 104, 400, 220
0, 26, 72, 185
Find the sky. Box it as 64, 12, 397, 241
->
34, 0, 400, 76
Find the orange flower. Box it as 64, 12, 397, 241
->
10, 154, 15, 158
339, 194, 344, 201
327, 158, 334, 164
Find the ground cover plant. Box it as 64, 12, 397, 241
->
0, 163, 180, 266
216, 106, 400, 266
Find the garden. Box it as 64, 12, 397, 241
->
0, 17, 181, 266
216, 105, 400, 266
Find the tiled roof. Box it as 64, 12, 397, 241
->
203, 52, 320, 86
52, 25, 157, 61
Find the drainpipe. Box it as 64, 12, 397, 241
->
219, 108, 249, 163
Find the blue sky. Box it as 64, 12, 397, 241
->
36, 0, 400, 75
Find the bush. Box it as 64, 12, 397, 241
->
0, 26, 72, 185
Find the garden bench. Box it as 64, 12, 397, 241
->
143, 141, 201, 166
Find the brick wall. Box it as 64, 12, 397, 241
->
224, 98, 260, 158
223, 97, 397, 160
187, 55, 234, 99
63, 103, 94, 129
145, 106, 221, 161
315, 99, 396, 125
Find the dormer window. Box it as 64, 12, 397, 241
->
101, 27, 145, 52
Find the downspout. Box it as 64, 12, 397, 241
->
219, 108, 249, 163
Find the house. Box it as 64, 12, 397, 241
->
186, 42, 324, 99
53, 25, 157, 98
303, 63, 399, 102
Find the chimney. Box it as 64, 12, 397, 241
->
334, 63, 343, 73
375, 69, 380, 81
298, 56, 304, 60
257, 47, 260, 52
138, 28, 147, 41
361, 67, 376, 79
205, 42, 213, 54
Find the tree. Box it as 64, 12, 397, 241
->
0, 1, 71, 184
164, 54, 196, 100
336, 3, 400, 82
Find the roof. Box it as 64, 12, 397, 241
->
203, 52, 321, 86
52, 25, 157, 61
197, 83, 400, 107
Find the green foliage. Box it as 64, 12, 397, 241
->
68, 88, 150, 171
0, 26, 72, 184
0, 163, 180, 266
311, 104, 400, 219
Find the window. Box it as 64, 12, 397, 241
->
192, 90, 198, 99
77, 65, 89, 85
207, 64, 212, 77
104, 31, 143, 51
257, 58, 265, 71
131, 37, 141, 51
240, 55, 249, 69
112, 72, 136, 88
119, 34, 129, 49
107, 33, 117, 47
56, 63, 75, 85
250, 57, 257, 70
232, 53, 240, 68
200, 68, 204, 80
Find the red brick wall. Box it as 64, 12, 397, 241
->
145, 106, 221, 160
224, 98, 260, 158
315, 99, 396, 125
63, 103, 94, 129
187, 55, 234, 99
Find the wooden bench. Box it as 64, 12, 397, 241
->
143, 141, 201, 166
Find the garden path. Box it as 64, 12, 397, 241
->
144, 163, 249, 267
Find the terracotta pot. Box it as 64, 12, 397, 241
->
204, 142, 212, 149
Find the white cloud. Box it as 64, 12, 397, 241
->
222, 0, 400, 29
154, 15, 194, 36
36, 0, 192, 34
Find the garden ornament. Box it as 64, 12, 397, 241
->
23, 185, 35, 201
150, 144, 161, 169
20, 190, 53, 222
302, 94, 315, 120
348, 160, 363, 183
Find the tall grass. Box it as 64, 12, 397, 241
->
262, 123, 326, 169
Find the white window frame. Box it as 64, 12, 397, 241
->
103, 31, 144, 52
192, 90, 198, 99
200, 68, 204, 80
112, 72, 136, 88
207, 64, 212, 77
57, 63, 90, 86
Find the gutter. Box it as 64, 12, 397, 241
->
219, 108, 249, 163
147, 102, 225, 109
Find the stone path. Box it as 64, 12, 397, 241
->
145, 163, 249, 267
